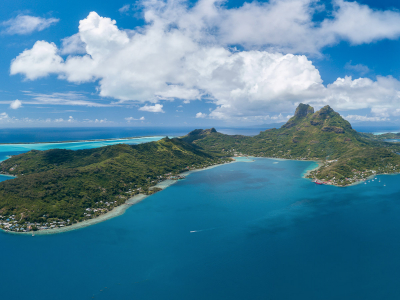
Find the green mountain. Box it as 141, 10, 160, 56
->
181, 104, 400, 186
0, 137, 229, 230
1, 103, 399, 233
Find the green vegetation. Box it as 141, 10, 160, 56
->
181, 104, 400, 186
0, 137, 231, 232
359, 132, 400, 142
1, 103, 400, 233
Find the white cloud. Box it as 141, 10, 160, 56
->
139, 104, 164, 113
371, 107, 390, 118
320, 0, 400, 46
95, 118, 107, 123
10, 99, 22, 109
215, 0, 400, 53
9, 1, 400, 121
10, 41, 63, 80
19, 91, 113, 107
52, 116, 75, 123
2, 15, 59, 35
119, 4, 131, 13
0, 112, 9, 120
60, 34, 86, 55
125, 116, 145, 122
195, 112, 207, 118
344, 115, 390, 122
345, 61, 370, 75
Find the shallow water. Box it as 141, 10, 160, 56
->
1, 158, 400, 299
0, 136, 164, 162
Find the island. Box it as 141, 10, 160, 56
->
182, 104, 400, 186
1, 104, 399, 233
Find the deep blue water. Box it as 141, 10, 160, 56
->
0, 125, 393, 145
0, 127, 190, 144
1, 157, 400, 299
1, 127, 400, 299
0, 127, 264, 144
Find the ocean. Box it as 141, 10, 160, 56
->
1, 127, 400, 299
0, 126, 267, 144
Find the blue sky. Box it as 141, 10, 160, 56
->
2, 0, 400, 127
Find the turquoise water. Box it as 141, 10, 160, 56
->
1, 157, 400, 299
0, 136, 164, 162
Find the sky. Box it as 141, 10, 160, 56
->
2, 0, 400, 127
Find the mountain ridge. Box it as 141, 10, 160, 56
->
182, 103, 400, 186
1, 103, 400, 233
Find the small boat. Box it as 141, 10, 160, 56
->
384, 184, 386, 186
315, 181, 324, 185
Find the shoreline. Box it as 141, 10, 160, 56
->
301, 161, 323, 179
6, 158, 254, 236
7, 155, 391, 236
0, 135, 166, 146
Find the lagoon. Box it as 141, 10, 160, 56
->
1, 157, 400, 299
0, 136, 164, 162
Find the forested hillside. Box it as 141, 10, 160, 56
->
0, 137, 230, 231
181, 104, 400, 186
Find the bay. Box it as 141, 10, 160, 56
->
1, 157, 400, 299
0, 136, 164, 162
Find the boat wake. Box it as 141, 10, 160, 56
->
190, 227, 217, 233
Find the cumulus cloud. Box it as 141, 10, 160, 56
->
95, 118, 107, 123
214, 0, 400, 52
139, 104, 164, 113
53, 116, 75, 122
60, 34, 86, 55
9, 1, 400, 121
125, 116, 145, 122
0, 112, 9, 120
10, 41, 63, 80
2, 15, 59, 35
319, 0, 400, 46
195, 112, 207, 118
10, 99, 22, 109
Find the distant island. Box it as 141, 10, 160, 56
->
1, 104, 399, 233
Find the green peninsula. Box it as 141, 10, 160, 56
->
180, 104, 400, 186
0, 137, 230, 232
0, 103, 399, 233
